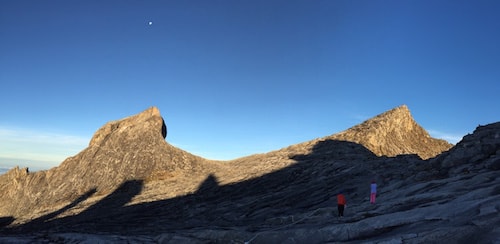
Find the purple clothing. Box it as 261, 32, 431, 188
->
370, 183, 377, 204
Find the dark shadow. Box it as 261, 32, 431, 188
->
194, 174, 220, 202
77, 180, 143, 218
6, 140, 399, 235
4, 180, 142, 234
55, 179, 144, 232
4, 188, 97, 233
161, 118, 167, 139
196, 174, 219, 192
290, 139, 377, 162
0, 216, 14, 229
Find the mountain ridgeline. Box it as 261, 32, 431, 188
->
331, 105, 452, 159
1, 105, 499, 243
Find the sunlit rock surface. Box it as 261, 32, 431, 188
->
1, 106, 498, 243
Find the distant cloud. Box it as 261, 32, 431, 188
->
428, 129, 464, 144
0, 126, 88, 169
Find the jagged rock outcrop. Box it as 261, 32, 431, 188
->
0, 105, 454, 220
331, 105, 453, 159
228, 105, 452, 179
1, 106, 498, 243
0, 107, 220, 218
89, 106, 167, 147
430, 122, 500, 176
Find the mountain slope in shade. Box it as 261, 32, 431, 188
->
331, 105, 453, 159
2, 106, 496, 243
0, 105, 453, 219
228, 105, 453, 178
0, 107, 222, 218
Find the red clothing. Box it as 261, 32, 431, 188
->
337, 194, 346, 205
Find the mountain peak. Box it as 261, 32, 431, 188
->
89, 106, 166, 147
366, 104, 413, 129
0, 107, 205, 217
384, 104, 410, 120
392, 104, 409, 112
332, 105, 452, 159
1, 106, 498, 243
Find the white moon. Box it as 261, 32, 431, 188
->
148, 21, 153, 25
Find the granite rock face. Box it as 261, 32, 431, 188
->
0, 107, 219, 218
332, 105, 453, 159
0, 106, 498, 243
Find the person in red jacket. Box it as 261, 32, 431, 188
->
337, 191, 346, 217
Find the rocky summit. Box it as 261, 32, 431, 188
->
0, 106, 499, 243
0, 107, 223, 220
331, 105, 453, 159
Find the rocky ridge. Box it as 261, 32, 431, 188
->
0, 106, 498, 243
0, 107, 223, 219
331, 105, 453, 159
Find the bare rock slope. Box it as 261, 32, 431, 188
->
0, 107, 222, 219
0, 106, 498, 243
331, 105, 452, 159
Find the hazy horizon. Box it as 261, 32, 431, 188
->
0, 157, 56, 172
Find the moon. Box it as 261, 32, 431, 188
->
148, 21, 153, 26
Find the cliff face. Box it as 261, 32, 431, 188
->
0, 107, 217, 217
331, 105, 453, 159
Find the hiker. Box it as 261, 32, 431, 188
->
337, 191, 346, 217
370, 180, 377, 204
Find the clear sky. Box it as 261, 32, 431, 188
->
1, 0, 499, 170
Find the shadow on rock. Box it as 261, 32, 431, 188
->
6, 180, 143, 234
0, 216, 14, 229
7, 140, 384, 237
5, 188, 97, 233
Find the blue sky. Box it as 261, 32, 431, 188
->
1, 0, 499, 170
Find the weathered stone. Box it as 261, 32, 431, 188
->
0, 106, 498, 243
0, 107, 218, 218
331, 105, 453, 159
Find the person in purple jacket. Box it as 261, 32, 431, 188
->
370, 180, 377, 204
